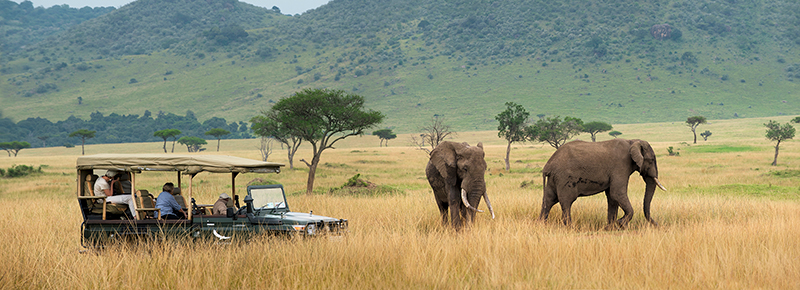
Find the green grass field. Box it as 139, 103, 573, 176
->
0, 116, 799, 288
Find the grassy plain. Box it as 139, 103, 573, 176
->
0, 116, 799, 289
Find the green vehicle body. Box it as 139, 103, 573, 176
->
77, 154, 347, 248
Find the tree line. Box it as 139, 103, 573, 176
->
0, 110, 251, 149
496, 103, 800, 170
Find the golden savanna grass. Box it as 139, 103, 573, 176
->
1, 116, 799, 289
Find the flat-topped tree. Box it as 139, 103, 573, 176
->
69, 129, 95, 155
582, 121, 613, 142
205, 128, 230, 151
154, 129, 181, 153
372, 129, 397, 147
0, 141, 31, 157
686, 116, 707, 144
177, 136, 207, 152
700, 130, 712, 141
267, 88, 384, 194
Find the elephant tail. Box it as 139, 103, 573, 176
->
542, 172, 549, 191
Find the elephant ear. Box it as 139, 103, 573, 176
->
430, 142, 457, 180
629, 141, 645, 170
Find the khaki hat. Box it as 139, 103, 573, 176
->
219, 193, 230, 200
105, 170, 117, 177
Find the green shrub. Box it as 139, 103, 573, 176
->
246, 178, 279, 186
4, 165, 43, 178
329, 174, 403, 196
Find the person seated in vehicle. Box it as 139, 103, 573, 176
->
94, 170, 137, 219
212, 193, 231, 215
155, 182, 186, 219
112, 172, 132, 195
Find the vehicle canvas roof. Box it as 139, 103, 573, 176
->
76, 154, 284, 174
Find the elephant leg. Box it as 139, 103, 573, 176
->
448, 187, 463, 230
613, 193, 634, 228
436, 200, 449, 226
605, 191, 620, 230
559, 199, 574, 226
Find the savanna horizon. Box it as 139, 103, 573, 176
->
1, 116, 798, 289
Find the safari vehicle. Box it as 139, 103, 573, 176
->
76, 154, 347, 247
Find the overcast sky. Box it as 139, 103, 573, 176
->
12, 0, 331, 15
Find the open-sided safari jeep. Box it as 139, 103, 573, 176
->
77, 154, 348, 247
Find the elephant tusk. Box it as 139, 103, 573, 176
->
461, 189, 484, 213
654, 178, 667, 191
483, 192, 495, 219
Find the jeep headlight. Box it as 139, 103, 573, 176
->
292, 223, 317, 235
305, 223, 316, 235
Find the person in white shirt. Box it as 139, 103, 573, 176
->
94, 170, 136, 219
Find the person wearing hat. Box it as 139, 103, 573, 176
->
212, 193, 231, 215
93, 170, 137, 219
155, 182, 186, 219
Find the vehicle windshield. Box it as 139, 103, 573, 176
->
249, 186, 287, 210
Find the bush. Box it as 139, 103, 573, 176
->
4, 164, 43, 178
247, 178, 279, 186
328, 174, 403, 196
667, 146, 680, 156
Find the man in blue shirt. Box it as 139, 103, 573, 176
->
155, 182, 186, 219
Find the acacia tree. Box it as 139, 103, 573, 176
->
69, 129, 96, 155
411, 115, 456, 155
609, 130, 623, 138
765, 120, 795, 166
582, 121, 613, 142
0, 141, 31, 157
268, 88, 384, 194
686, 116, 707, 144
154, 129, 181, 153
36, 135, 49, 147
496, 102, 530, 171
700, 130, 712, 141
205, 128, 231, 151
372, 129, 397, 147
177, 136, 207, 152
529, 116, 584, 149
250, 115, 302, 168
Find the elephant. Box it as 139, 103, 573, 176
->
426, 141, 495, 229
539, 139, 666, 229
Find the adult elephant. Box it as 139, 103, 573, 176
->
539, 139, 666, 229
426, 141, 495, 229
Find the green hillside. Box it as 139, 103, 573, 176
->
1, 0, 799, 132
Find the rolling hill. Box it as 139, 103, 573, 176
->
1, 0, 799, 133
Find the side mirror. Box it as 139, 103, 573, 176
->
234, 194, 240, 208
244, 195, 254, 214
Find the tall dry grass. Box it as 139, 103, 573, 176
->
0, 117, 799, 289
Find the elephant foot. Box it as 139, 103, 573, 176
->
604, 223, 622, 231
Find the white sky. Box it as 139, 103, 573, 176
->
11, 0, 331, 15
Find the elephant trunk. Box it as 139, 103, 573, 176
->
643, 176, 660, 226
461, 189, 495, 219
